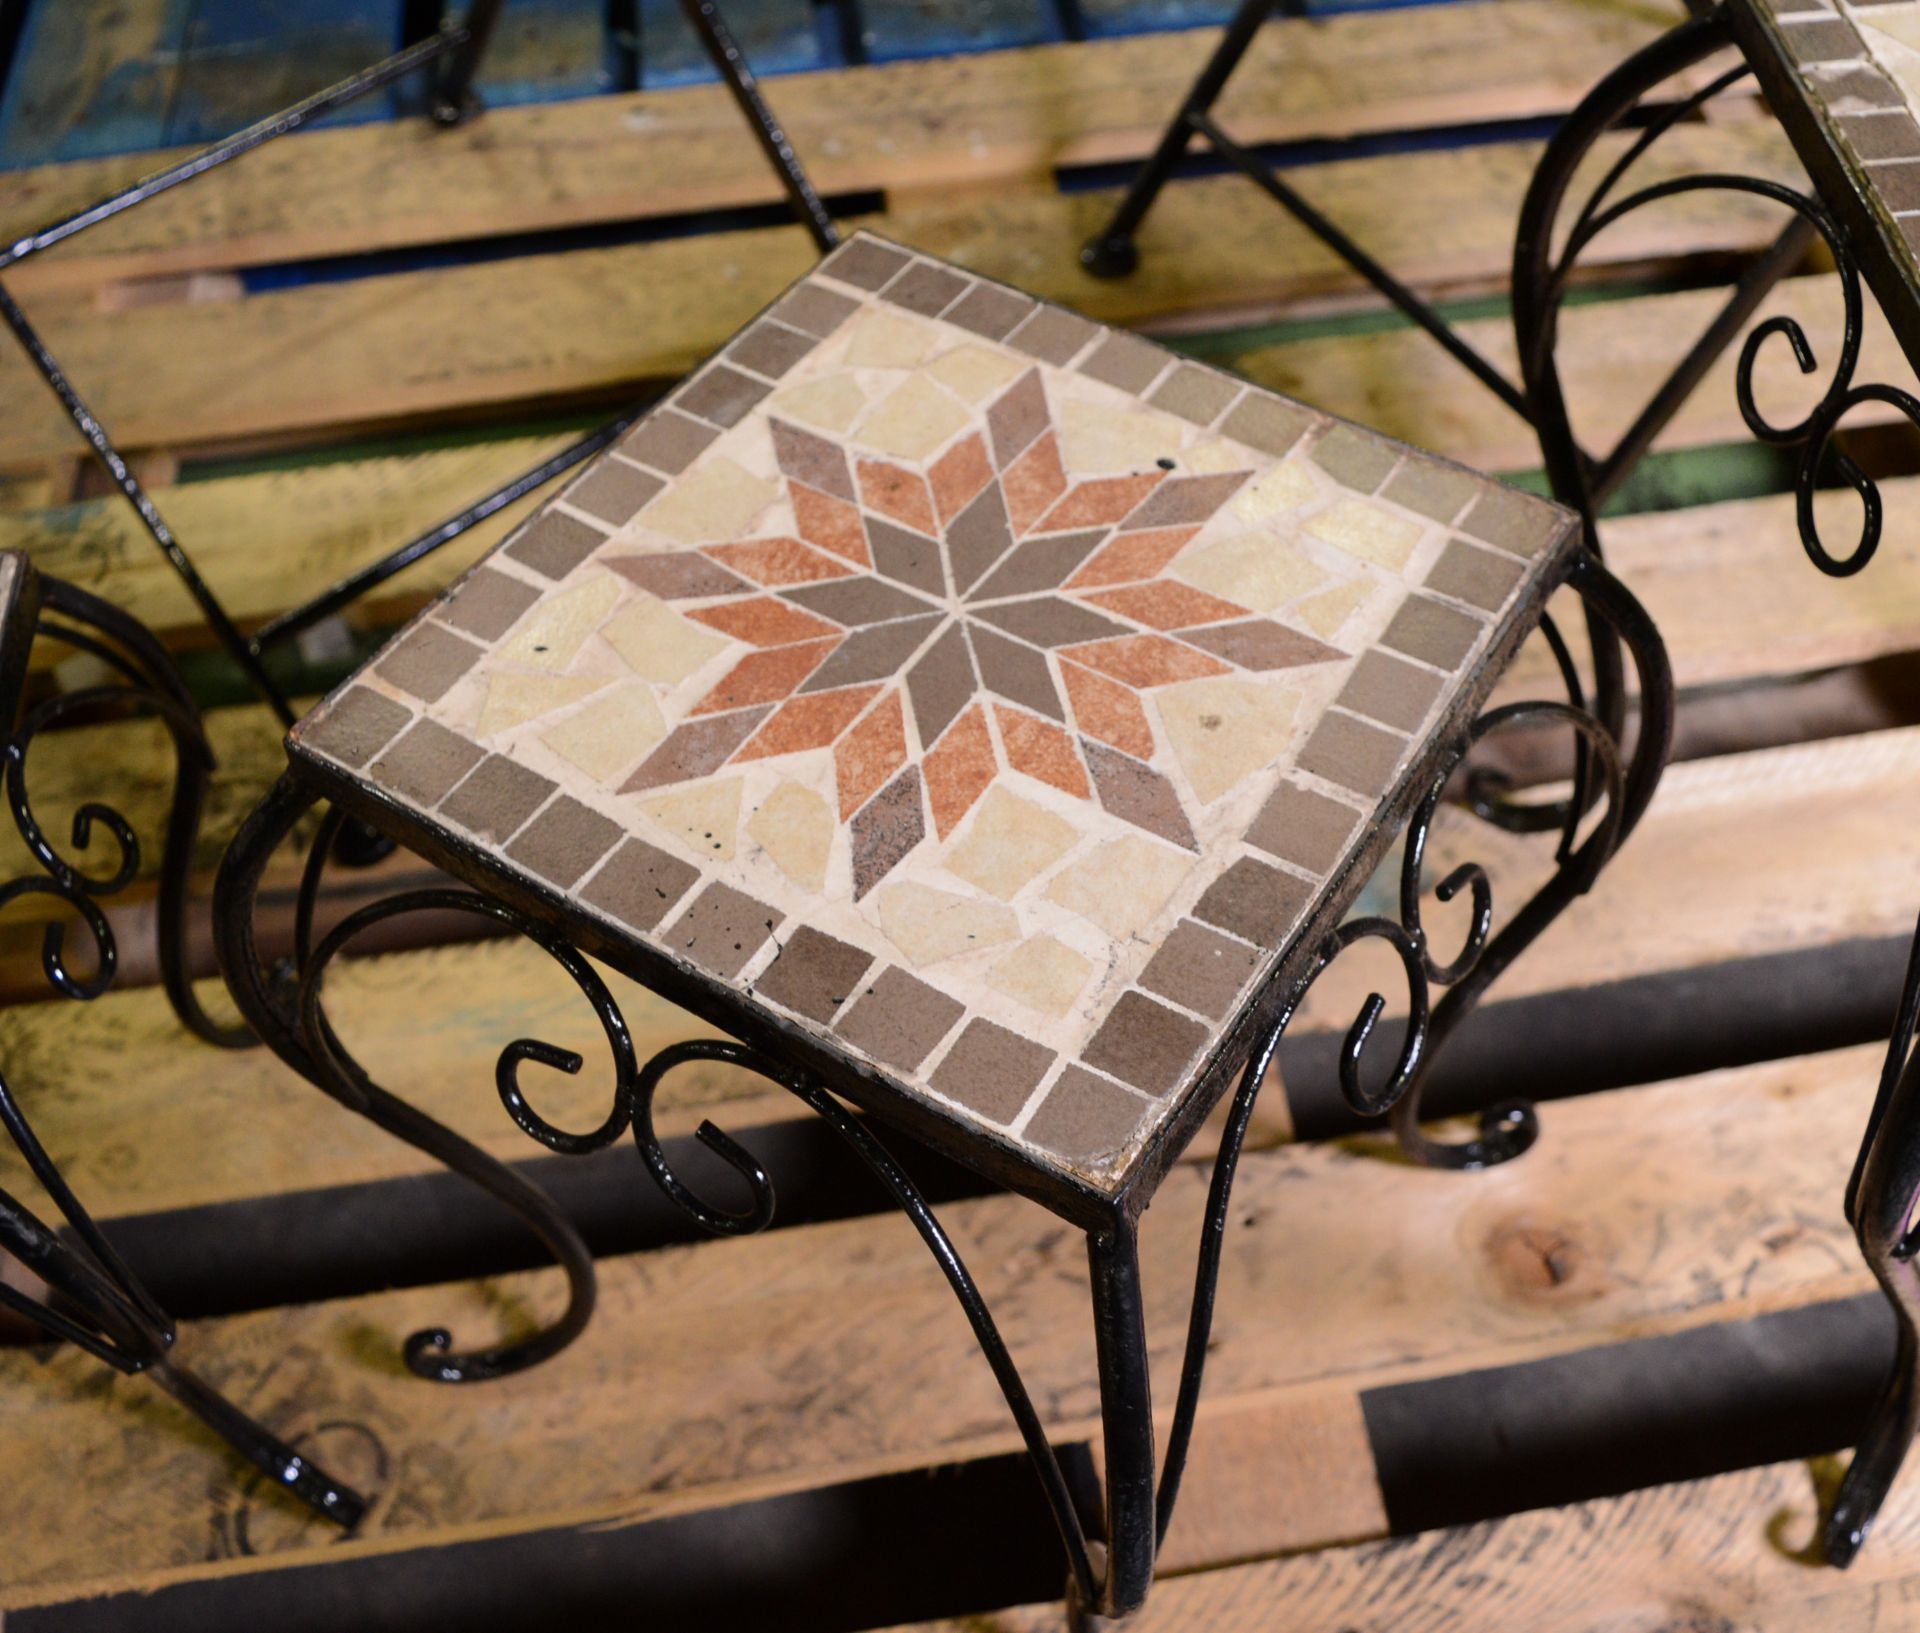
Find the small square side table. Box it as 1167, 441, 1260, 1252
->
214, 234, 1671, 1618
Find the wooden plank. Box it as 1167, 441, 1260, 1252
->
0, 120, 1805, 468
0, 0, 1694, 292
0, 1040, 1880, 1607
10, 720, 1915, 1223
895, 1458, 1920, 1631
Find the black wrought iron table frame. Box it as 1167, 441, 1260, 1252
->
1494, 0, 1920, 1571
0, 553, 366, 1526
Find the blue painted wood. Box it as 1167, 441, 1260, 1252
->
470, 0, 624, 107
162, 0, 406, 146
852, 0, 1067, 62
0, 0, 196, 167
635, 0, 825, 90
1080, 0, 1472, 36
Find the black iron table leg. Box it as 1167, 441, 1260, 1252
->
0, 559, 366, 1526
1502, 0, 1920, 1562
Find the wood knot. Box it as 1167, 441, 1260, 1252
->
1482, 1215, 1610, 1302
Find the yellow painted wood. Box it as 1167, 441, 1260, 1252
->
0, 0, 1694, 294
0, 1040, 1881, 1608
0, 120, 1803, 468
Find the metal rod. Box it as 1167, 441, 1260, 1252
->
679, 0, 840, 252
433, 0, 507, 124
0, 27, 471, 272
1591, 213, 1815, 506
1187, 110, 1532, 421
252, 411, 638, 653
1088, 1220, 1155, 1618
0, 279, 297, 724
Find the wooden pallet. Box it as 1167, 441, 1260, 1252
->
2, 3, 1916, 1628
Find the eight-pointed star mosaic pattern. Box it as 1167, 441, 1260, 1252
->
291, 233, 1573, 1198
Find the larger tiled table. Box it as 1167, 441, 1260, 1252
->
214, 234, 1662, 1619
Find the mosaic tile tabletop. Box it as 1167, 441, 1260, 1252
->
290, 233, 1573, 1202
1740, 0, 1920, 360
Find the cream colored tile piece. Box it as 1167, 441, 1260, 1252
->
1294, 576, 1374, 639
1181, 439, 1247, 475
928, 343, 1027, 405
986, 935, 1094, 1019
1059, 398, 1186, 474
844, 308, 940, 369
601, 593, 729, 684
477, 671, 613, 737
1232, 459, 1319, 523
943, 786, 1080, 900
770, 373, 867, 433
496, 573, 624, 671
748, 780, 833, 891
856, 375, 971, 461
540, 685, 666, 782
877, 881, 1019, 967
640, 458, 779, 545
1046, 834, 1194, 939
1156, 677, 1301, 805
1172, 532, 1326, 613
639, 778, 742, 862
1306, 497, 1422, 571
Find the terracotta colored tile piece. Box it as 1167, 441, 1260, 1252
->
930, 1018, 1056, 1123
836, 964, 964, 1072
834, 690, 909, 817
301, 685, 410, 768
1063, 633, 1228, 688
756, 927, 875, 1023
996, 705, 1090, 799
792, 483, 871, 565
1065, 527, 1199, 590
1082, 991, 1210, 1096
858, 459, 939, 536
735, 684, 881, 760
579, 837, 701, 933
1086, 581, 1249, 631
374, 623, 484, 703
707, 536, 856, 587
1039, 473, 1165, 533
922, 704, 997, 837
1062, 660, 1155, 759
692, 638, 838, 715
1003, 433, 1069, 534
1022, 1067, 1154, 1166
930, 434, 994, 523
690, 596, 842, 647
